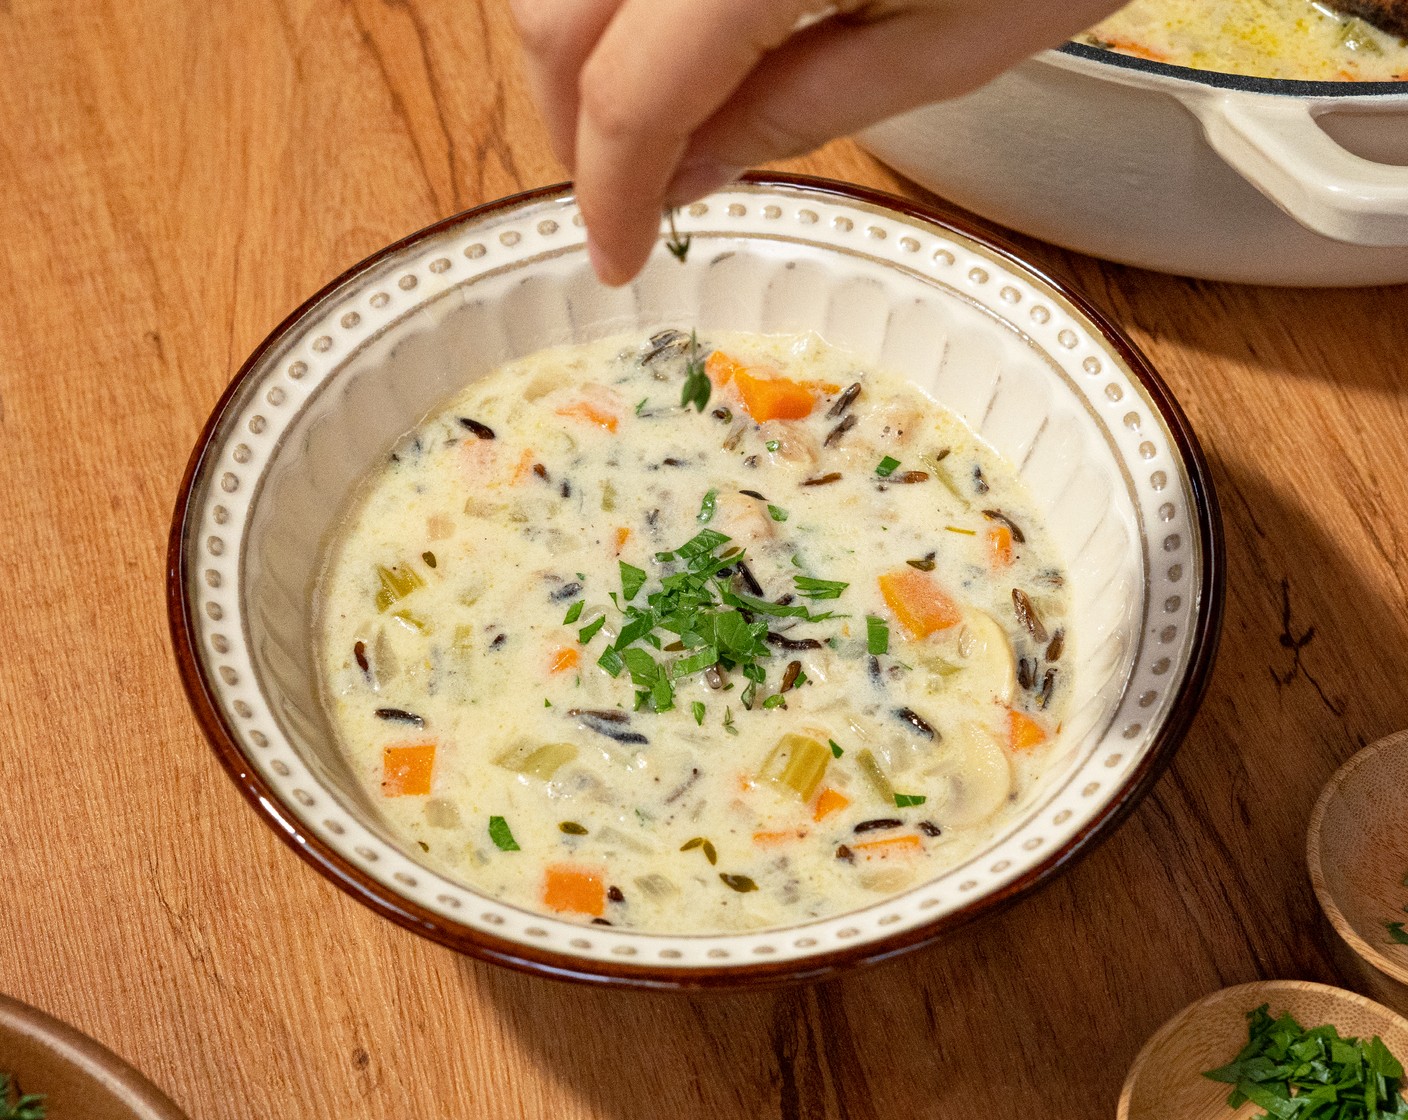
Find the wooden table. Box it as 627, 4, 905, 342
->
3, 2, 1406, 1117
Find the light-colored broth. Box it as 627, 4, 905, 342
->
316, 331, 1070, 933
1083, 0, 1408, 79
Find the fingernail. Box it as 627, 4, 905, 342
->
586, 233, 628, 287
668, 160, 744, 206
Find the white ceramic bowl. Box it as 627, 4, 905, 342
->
168, 175, 1223, 987
858, 45, 1408, 287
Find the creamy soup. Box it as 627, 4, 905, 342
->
316, 331, 1070, 933
1083, 0, 1408, 80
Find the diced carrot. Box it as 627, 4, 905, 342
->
556, 401, 619, 433
613, 526, 631, 555
1008, 709, 1049, 752
753, 829, 808, 846
1098, 35, 1170, 62
732, 366, 816, 422
878, 568, 962, 639
381, 743, 435, 797
542, 864, 606, 917
510, 448, 536, 485
549, 646, 579, 674
987, 524, 1014, 569
812, 787, 851, 822
852, 834, 923, 858
706, 350, 746, 387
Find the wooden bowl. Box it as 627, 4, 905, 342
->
0, 994, 188, 1120
1117, 981, 1408, 1120
1308, 731, 1408, 1005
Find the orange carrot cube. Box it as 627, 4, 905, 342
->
812, 787, 851, 822
542, 864, 606, 917
1007, 709, 1049, 752
878, 568, 962, 639
381, 743, 435, 797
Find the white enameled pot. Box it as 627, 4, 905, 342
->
857, 44, 1408, 287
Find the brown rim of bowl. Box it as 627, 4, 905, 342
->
0, 993, 190, 1120
166, 172, 1226, 990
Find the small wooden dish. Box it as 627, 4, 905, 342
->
1308, 731, 1408, 1006
1117, 980, 1408, 1120
0, 993, 188, 1120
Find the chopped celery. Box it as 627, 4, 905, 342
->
856, 748, 895, 803
759, 733, 830, 801
391, 609, 429, 633
493, 741, 578, 780
374, 563, 425, 612
601, 479, 617, 512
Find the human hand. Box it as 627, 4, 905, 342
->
510, 0, 1126, 285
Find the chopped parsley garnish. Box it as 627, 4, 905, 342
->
680, 330, 710, 412
723, 706, 738, 735
829, 739, 844, 758
635, 397, 648, 415
697, 488, 718, 523
563, 600, 584, 624
579, 523, 847, 714
894, 793, 926, 808
665, 207, 691, 263
794, 575, 849, 600
692, 701, 706, 725
619, 561, 647, 602
765, 440, 780, 452
1203, 1003, 1408, 1119
578, 615, 606, 644
867, 615, 890, 656
488, 816, 520, 852
762, 693, 786, 710
875, 456, 901, 478
0, 1073, 46, 1120
767, 504, 789, 522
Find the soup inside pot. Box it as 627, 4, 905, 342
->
1081, 0, 1408, 80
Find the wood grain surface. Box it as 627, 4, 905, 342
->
3, 2, 1407, 1118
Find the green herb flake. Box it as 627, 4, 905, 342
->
635, 397, 648, 416
680, 330, 710, 412
1203, 1002, 1408, 1120
829, 739, 844, 758
765, 440, 780, 452
945, 525, 977, 536
894, 793, 927, 808
723, 707, 738, 735
488, 816, 520, 852
563, 600, 584, 625
692, 700, 706, 726
543, 698, 552, 708
619, 561, 648, 602
665, 207, 692, 263
794, 575, 849, 600
578, 615, 606, 645
867, 615, 890, 656
762, 693, 787, 710
697, 488, 718, 524
767, 504, 789, 523
875, 456, 901, 478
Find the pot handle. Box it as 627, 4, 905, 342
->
1193, 92, 1408, 247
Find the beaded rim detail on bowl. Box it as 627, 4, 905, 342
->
167, 174, 1224, 989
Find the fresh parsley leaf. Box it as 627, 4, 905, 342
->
794, 575, 849, 600
894, 793, 926, 807
765, 440, 780, 452
619, 561, 647, 602
867, 615, 890, 656
767, 504, 788, 522
680, 329, 710, 412
761, 693, 786, 709
829, 739, 844, 758
597, 646, 624, 677
579, 615, 606, 644
563, 600, 584, 624
698, 488, 718, 523
665, 207, 691, 263
692, 701, 706, 726
656, 528, 730, 564
723, 706, 738, 735
488, 816, 520, 851
875, 456, 901, 478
